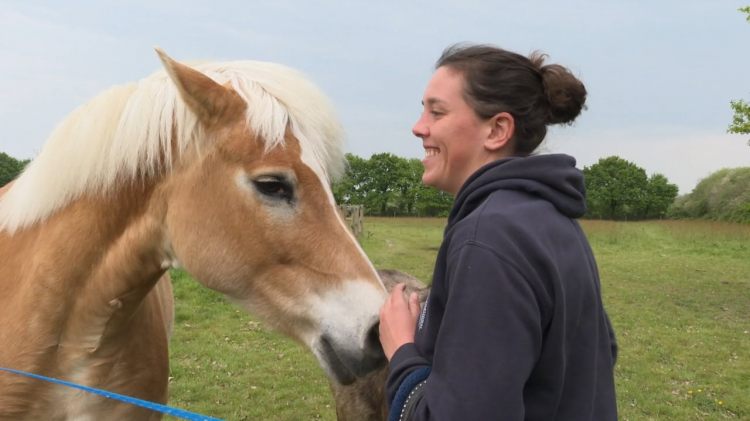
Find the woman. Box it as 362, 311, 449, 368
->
379, 43, 618, 420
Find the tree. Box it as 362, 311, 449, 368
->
583, 156, 648, 220
331, 152, 454, 217
413, 183, 454, 217
332, 153, 368, 204
728, 99, 750, 143
0, 152, 30, 187
640, 173, 679, 219
359, 153, 410, 215
729, 7, 750, 144
394, 158, 425, 215
584, 157, 680, 221
332, 152, 411, 215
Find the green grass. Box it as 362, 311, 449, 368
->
584, 219, 750, 420
164, 270, 336, 421
164, 217, 750, 420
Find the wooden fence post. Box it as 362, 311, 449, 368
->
338, 204, 364, 238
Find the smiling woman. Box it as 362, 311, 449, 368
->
380, 43, 618, 421
0, 47, 388, 420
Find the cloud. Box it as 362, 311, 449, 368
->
1, 0, 748, 196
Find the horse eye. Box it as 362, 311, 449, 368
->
253, 176, 293, 200
257, 181, 285, 195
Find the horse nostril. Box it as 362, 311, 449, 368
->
364, 321, 386, 362
367, 321, 380, 345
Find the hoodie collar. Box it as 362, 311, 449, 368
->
447, 154, 587, 231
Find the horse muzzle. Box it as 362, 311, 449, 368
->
317, 321, 386, 385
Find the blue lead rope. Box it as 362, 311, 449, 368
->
0, 367, 225, 421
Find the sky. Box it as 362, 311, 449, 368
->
0, 0, 748, 194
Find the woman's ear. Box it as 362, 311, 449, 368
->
485, 112, 515, 151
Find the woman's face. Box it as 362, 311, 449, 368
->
412, 67, 495, 196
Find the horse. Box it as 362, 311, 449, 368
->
327, 269, 429, 421
0, 182, 13, 198
0, 48, 388, 420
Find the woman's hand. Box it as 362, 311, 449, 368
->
379, 283, 422, 361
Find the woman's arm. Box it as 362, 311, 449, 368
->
385, 243, 544, 420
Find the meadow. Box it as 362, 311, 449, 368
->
164, 217, 750, 421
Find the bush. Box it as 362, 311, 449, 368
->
669, 167, 750, 224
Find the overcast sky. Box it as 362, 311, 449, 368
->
1, 0, 749, 194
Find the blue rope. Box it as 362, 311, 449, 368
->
0, 367, 225, 421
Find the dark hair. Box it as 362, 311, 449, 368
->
436, 43, 587, 156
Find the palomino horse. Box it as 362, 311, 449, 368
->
328, 269, 429, 421
0, 48, 388, 420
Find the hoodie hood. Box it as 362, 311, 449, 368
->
447, 154, 586, 229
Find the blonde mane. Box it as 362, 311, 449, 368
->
0, 59, 347, 233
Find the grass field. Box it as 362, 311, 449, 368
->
164, 217, 750, 421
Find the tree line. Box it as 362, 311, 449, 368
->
332, 153, 454, 217
0, 152, 30, 187
0, 150, 684, 221
333, 153, 680, 221
582, 156, 679, 220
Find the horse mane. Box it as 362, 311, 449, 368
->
0, 59, 347, 233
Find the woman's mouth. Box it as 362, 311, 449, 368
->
424, 148, 440, 158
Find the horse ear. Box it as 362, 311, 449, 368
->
154, 47, 244, 126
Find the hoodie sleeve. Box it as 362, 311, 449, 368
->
386, 242, 545, 420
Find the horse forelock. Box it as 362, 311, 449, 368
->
0, 59, 347, 233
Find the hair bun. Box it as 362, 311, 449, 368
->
532, 53, 587, 125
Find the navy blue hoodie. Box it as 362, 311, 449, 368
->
386, 154, 618, 420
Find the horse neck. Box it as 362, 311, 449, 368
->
3, 181, 170, 363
